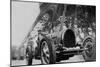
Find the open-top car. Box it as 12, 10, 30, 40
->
25, 3, 96, 65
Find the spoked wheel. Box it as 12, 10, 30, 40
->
41, 41, 50, 64
40, 39, 56, 64
83, 37, 96, 62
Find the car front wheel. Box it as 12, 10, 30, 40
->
83, 37, 96, 62
40, 39, 56, 64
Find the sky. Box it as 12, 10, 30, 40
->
12, 1, 40, 46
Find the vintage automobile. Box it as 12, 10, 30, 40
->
25, 3, 96, 65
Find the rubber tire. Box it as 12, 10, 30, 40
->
40, 39, 56, 64
82, 37, 96, 62
26, 46, 33, 65
27, 57, 33, 65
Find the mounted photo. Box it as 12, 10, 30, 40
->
11, 0, 96, 66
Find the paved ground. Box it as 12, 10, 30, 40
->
11, 55, 85, 66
